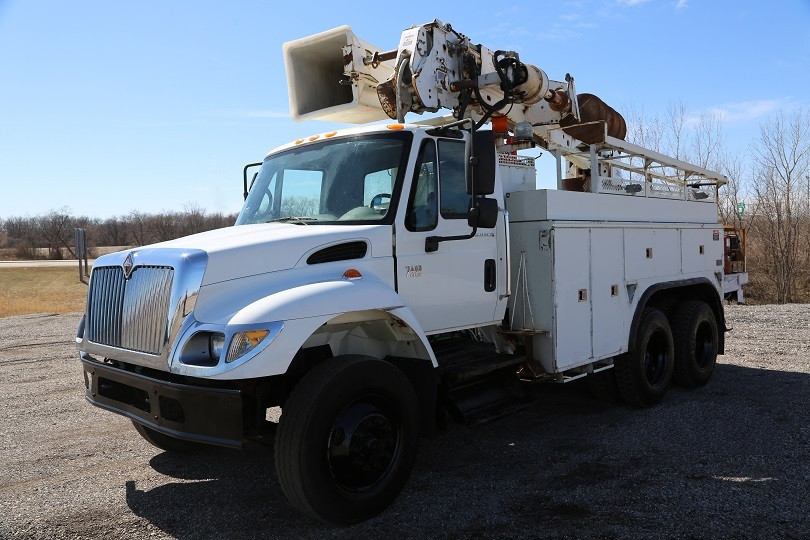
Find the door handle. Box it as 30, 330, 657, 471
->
484, 259, 496, 292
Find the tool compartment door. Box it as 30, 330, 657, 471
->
681, 228, 713, 273
590, 228, 626, 358
551, 228, 592, 370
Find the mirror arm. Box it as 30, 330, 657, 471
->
425, 199, 485, 252
426, 221, 478, 253
243, 162, 263, 200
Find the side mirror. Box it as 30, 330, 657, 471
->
468, 197, 499, 229
466, 130, 496, 196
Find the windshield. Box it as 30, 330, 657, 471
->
236, 133, 412, 226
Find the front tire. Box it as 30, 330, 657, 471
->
274, 355, 421, 525
615, 308, 674, 407
672, 300, 718, 388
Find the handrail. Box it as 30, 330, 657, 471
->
500, 208, 511, 300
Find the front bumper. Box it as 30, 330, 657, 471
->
81, 357, 244, 448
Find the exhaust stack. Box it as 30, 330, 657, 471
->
283, 26, 395, 123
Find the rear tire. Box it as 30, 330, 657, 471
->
672, 300, 718, 388
615, 308, 674, 407
274, 355, 421, 525
132, 420, 205, 453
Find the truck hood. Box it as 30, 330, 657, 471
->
141, 223, 392, 285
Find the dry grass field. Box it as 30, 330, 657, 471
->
0, 267, 88, 318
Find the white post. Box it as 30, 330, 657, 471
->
589, 145, 600, 193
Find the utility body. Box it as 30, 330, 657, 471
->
78, 20, 730, 524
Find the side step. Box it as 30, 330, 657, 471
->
432, 337, 534, 425
448, 375, 535, 425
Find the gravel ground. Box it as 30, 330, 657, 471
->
0, 304, 808, 539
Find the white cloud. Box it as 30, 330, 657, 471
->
707, 100, 789, 123
617, 0, 651, 5
675, 0, 688, 9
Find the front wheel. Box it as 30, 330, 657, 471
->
615, 308, 674, 408
274, 356, 421, 525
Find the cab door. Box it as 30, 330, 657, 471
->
395, 135, 500, 333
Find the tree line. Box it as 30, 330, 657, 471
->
0, 204, 237, 260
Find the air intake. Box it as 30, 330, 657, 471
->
307, 242, 368, 265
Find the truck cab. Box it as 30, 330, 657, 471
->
235, 124, 508, 334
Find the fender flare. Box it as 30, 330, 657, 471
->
629, 277, 726, 354
228, 277, 436, 366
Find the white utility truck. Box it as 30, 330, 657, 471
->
78, 20, 729, 524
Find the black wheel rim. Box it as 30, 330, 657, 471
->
694, 320, 715, 370
643, 329, 669, 387
327, 395, 401, 492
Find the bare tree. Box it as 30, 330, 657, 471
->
135, 212, 175, 244
748, 109, 810, 303
623, 102, 664, 152
717, 150, 748, 230
37, 208, 76, 259
127, 211, 151, 246
1, 216, 39, 258
180, 203, 207, 237
687, 110, 725, 171
664, 100, 689, 161
98, 217, 128, 246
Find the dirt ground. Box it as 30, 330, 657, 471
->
0, 304, 807, 539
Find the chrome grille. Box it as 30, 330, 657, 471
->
87, 266, 174, 355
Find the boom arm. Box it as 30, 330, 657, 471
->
283, 20, 727, 195
283, 21, 579, 130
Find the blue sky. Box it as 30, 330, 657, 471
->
0, 0, 808, 218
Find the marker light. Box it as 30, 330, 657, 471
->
294, 138, 304, 144
325, 131, 337, 138
387, 124, 405, 130
343, 269, 362, 280
308, 135, 320, 141
225, 329, 270, 363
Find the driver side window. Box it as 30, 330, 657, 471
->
405, 141, 438, 232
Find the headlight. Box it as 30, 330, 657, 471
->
225, 330, 270, 363
177, 323, 282, 368
209, 333, 226, 361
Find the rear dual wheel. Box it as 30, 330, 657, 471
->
615, 300, 718, 407
672, 300, 718, 388
615, 308, 674, 408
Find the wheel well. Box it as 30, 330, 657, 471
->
630, 279, 725, 355
274, 311, 439, 436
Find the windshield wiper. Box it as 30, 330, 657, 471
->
266, 216, 317, 225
